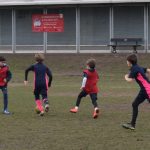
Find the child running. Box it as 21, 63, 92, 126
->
24, 53, 52, 116
0, 56, 12, 115
70, 59, 100, 119
123, 54, 150, 130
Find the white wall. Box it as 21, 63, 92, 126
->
0, 0, 150, 6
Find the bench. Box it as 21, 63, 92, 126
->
108, 38, 143, 53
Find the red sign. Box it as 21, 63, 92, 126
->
32, 14, 64, 32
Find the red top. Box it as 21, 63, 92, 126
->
83, 69, 99, 94
0, 66, 9, 86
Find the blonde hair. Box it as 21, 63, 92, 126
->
35, 53, 45, 62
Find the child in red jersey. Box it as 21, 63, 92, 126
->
0, 56, 12, 115
70, 59, 99, 119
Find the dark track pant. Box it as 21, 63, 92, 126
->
131, 90, 149, 127
34, 87, 49, 105
0, 86, 8, 111
76, 90, 98, 108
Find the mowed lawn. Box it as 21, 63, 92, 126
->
0, 54, 150, 150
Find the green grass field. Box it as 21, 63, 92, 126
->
0, 54, 150, 150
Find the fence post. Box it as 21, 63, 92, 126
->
76, 5, 80, 54
12, 8, 16, 53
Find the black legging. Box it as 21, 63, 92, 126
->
131, 90, 148, 126
76, 90, 98, 108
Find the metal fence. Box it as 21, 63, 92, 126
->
0, 4, 150, 53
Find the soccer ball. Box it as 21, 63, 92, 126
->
35, 107, 41, 114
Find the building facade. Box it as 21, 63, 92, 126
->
0, 0, 150, 53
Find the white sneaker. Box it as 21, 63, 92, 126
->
39, 111, 44, 116
3, 110, 11, 115
45, 104, 49, 112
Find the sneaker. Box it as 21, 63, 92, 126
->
39, 111, 44, 116
93, 108, 99, 119
45, 104, 49, 113
70, 107, 78, 113
3, 110, 11, 115
122, 123, 135, 130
